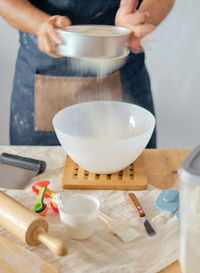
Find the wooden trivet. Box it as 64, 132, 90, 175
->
62, 153, 147, 190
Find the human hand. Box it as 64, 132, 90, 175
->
115, 0, 156, 53
37, 15, 71, 58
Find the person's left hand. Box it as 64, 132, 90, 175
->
115, 0, 156, 53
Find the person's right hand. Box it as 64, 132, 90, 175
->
115, 0, 156, 53
37, 15, 71, 58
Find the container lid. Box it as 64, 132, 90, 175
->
179, 145, 200, 183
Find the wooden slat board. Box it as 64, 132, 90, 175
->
0, 235, 59, 273
62, 153, 147, 190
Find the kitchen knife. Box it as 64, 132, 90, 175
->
128, 193, 156, 237
0, 153, 46, 189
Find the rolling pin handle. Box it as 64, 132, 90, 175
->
33, 227, 68, 256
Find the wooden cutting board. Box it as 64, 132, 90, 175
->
0, 235, 59, 273
62, 153, 147, 190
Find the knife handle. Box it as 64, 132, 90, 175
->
128, 193, 145, 217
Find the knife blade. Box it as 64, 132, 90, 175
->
128, 193, 156, 237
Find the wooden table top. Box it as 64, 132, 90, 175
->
0, 147, 190, 272
142, 149, 190, 273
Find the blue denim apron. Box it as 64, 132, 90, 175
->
10, 0, 156, 147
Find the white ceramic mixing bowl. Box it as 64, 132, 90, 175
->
53, 101, 155, 174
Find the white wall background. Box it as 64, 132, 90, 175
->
145, 0, 200, 149
0, 0, 199, 148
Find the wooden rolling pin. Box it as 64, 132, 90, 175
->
0, 191, 68, 256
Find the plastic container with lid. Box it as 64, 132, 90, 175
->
179, 145, 200, 273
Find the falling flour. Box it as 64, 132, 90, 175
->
65, 27, 132, 142
69, 54, 128, 78
67, 102, 137, 140
68, 27, 129, 77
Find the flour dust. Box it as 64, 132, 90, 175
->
68, 55, 128, 78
